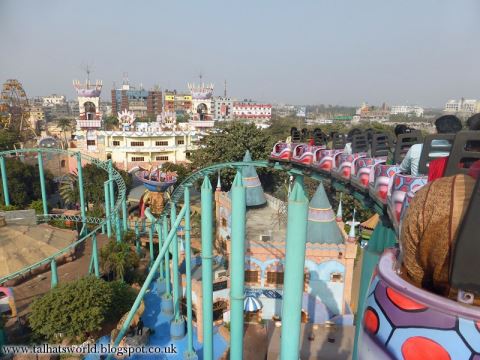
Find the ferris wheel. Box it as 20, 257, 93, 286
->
0, 79, 32, 135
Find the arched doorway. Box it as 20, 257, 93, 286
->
301, 310, 309, 323
84, 101, 96, 120
196, 103, 207, 120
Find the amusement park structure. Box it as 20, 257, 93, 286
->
0, 79, 36, 140
0, 125, 479, 359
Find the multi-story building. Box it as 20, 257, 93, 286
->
111, 82, 162, 119
42, 95, 66, 107
390, 105, 424, 117
232, 101, 272, 121
355, 102, 389, 122
444, 98, 477, 115
164, 90, 192, 114
212, 97, 235, 121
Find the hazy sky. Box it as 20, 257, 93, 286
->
1, 0, 479, 107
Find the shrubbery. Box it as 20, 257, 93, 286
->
29, 276, 137, 343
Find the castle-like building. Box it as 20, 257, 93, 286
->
180, 151, 358, 341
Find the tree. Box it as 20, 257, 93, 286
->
29, 276, 137, 343
29, 199, 47, 214
100, 240, 139, 282
0, 129, 20, 151
190, 122, 277, 189
56, 118, 72, 146
103, 116, 119, 131
0, 158, 55, 208
58, 172, 79, 207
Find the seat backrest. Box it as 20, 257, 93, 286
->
291, 127, 302, 143
301, 128, 310, 142
444, 131, 480, 177
352, 134, 369, 153
450, 175, 480, 294
393, 130, 423, 164
371, 133, 391, 158
313, 128, 327, 146
417, 133, 455, 175
332, 133, 347, 150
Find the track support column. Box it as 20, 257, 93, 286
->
230, 172, 246, 360
184, 185, 197, 359
37, 152, 49, 217
280, 179, 309, 360
76, 153, 86, 232
161, 215, 173, 315
122, 197, 128, 232
201, 176, 213, 359
135, 221, 141, 255
92, 233, 100, 278
0, 156, 10, 206
104, 182, 112, 238
170, 202, 185, 339
50, 259, 58, 288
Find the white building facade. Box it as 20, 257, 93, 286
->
390, 105, 424, 117
232, 102, 272, 120
42, 94, 66, 107
444, 99, 478, 114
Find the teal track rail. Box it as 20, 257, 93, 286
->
0, 148, 126, 283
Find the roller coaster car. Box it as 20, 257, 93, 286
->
387, 173, 427, 231
331, 152, 368, 182
358, 249, 480, 360
270, 142, 292, 162
312, 149, 342, 173
369, 164, 401, 205
351, 157, 386, 191
291, 143, 316, 166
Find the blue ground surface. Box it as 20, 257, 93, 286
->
86, 279, 228, 360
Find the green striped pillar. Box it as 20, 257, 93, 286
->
0, 156, 10, 206
230, 171, 246, 360
201, 176, 213, 360
37, 152, 49, 217
280, 180, 309, 360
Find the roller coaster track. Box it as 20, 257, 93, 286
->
0, 148, 126, 283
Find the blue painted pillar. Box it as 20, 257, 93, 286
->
280, 180, 309, 360
37, 152, 49, 216
0, 156, 10, 206
92, 233, 100, 278
230, 172, 246, 360
51, 259, 58, 288
76, 153, 86, 231
184, 185, 196, 358
104, 182, 112, 238
201, 176, 213, 360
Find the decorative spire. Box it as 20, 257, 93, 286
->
336, 193, 343, 222
242, 150, 266, 207
216, 171, 221, 191
307, 183, 344, 245
347, 209, 360, 243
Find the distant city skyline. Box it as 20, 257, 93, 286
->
1, 0, 479, 108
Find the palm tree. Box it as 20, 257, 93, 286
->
57, 118, 72, 148
100, 241, 139, 281
59, 172, 79, 208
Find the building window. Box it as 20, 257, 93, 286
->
155, 141, 168, 146
245, 270, 258, 284
60, 160, 66, 168
131, 141, 144, 147
113, 140, 120, 146
177, 139, 185, 145
267, 271, 284, 286
330, 272, 343, 282
86, 140, 96, 146
155, 155, 169, 161
131, 156, 145, 162
221, 218, 227, 227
